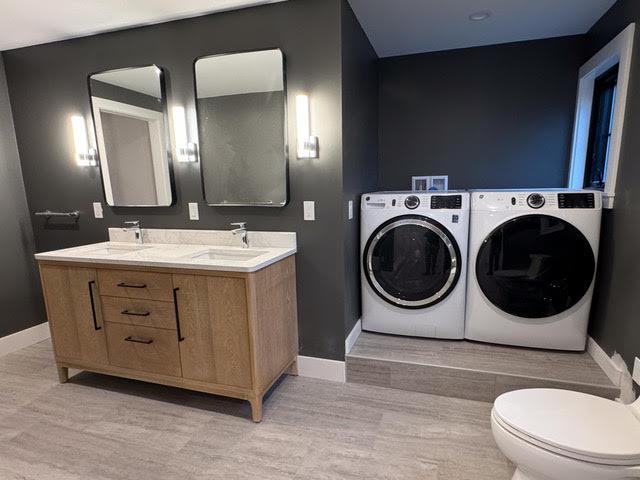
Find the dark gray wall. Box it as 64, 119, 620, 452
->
198, 91, 286, 205
0, 54, 44, 338
4, 0, 347, 360
341, 0, 379, 336
378, 36, 585, 191
585, 0, 640, 370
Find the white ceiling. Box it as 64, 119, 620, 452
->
347, 0, 617, 58
0, 0, 286, 51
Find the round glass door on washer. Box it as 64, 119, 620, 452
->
364, 215, 461, 309
465, 191, 602, 351
361, 192, 469, 339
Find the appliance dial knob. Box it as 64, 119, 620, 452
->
527, 193, 545, 209
404, 195, 420, 210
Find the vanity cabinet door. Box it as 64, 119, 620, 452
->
40, 265, 109, 366
173, 274, 252, 389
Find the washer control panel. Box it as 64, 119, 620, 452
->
362, 192, 468, 211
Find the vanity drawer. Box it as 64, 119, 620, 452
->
98, 269, 173, 301
105, 322, 181, 377
101, 296, 176, 330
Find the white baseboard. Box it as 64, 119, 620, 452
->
0, 322, 50, 357
587, 336, 623, 387
345, 318, 362, 355
297, 355, 345, 382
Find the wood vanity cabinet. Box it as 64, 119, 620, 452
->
37, 256, 298, 422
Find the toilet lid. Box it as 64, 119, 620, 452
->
494, 389, 640, 464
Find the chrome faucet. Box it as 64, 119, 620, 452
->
123, 220, 143, 244
231, 222, 248, 248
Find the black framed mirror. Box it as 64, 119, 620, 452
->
194, 49, 288, 207
88, 65, 174, 207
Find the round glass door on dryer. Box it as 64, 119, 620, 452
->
363, 215, 461, 309
476, 214, 595, 319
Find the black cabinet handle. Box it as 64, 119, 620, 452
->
124, 336, 153, 345
88, 280, 101, 331
120, 310, 151, 317
117, 282, 147, 289
173, 287, 184, 342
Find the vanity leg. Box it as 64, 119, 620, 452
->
286, 357, 298, 376
57, 366, 69, 384
249, 396, 263, 423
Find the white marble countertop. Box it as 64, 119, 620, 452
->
34, 229, 297, 273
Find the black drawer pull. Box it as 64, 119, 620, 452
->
120, 310, 151, 317
173, 287, 184, 342
88, 281, 101, 331
124, 336, 153, 345
117, 282, 147, 289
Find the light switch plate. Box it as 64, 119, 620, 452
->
93, 202, 103, 219
633, 357, 640, 385
303, 201, 315, 221
188, 202, 199, 221
348, 200, 353, 220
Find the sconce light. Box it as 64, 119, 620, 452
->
296, 94, 318, 159
71, 115, 97, 166
172, 106, 198, 163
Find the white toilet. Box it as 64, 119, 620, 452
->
491, 389, 640, 480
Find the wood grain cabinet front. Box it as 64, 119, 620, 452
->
38, 256, 299, 422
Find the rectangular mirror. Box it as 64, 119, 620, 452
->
89, 65, 173, 207
194, 49, 288, 207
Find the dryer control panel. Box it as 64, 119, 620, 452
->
471, 190, 601, 212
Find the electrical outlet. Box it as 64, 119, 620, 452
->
188, 202, 199, 221
633, 357, 640, 385
348, 200, 353, 220
303, 201, 315, 221
93, 202, 103, 219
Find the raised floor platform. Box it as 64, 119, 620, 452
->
346, 332, 620, 403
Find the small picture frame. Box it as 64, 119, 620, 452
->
412, 175, 449, 192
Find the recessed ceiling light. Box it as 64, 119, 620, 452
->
469, 10, 491, 21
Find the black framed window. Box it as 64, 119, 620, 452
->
584, 64, 619, 190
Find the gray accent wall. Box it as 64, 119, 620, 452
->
377, 36, 585, 190
585, 0, 640, 371
341, 0, 379, 337
0, 54, 44, 338
3, 0, 349, 360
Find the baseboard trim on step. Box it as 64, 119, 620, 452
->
587, 336, 622, 387
345, 318, 362, 355
0, 322, 50, 357
297, 356, 346, 382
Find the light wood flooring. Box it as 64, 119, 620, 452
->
0, 339, 513, 479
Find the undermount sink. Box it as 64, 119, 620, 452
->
85, 244, 150, 256
190, 248, 267, 262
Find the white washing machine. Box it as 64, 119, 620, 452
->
465, 190, 602, 351
361, 191, 469, 339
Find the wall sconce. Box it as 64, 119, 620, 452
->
172, 106, 198, 163
71, 115, 97, 166
296, 94, 318, 159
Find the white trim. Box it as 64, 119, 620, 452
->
0, 323, 50, 357
91, 96, 172, 206
345, 318, 362, 355
568, 23, 635, 209
297, 355, 345, 382
587, 336, 623, 387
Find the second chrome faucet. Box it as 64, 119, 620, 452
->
231, 222, 248, 248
